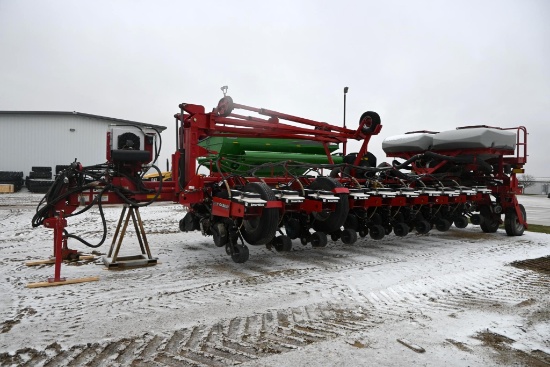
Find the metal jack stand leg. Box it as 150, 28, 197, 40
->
103, 205, 158, 269
27, 213, 99, 288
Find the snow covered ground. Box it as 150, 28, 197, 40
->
0, 192, 549, 366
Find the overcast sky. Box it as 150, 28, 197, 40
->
1, 0, 548, 176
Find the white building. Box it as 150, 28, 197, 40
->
523, 177, 550, 195
0, 111, 167, 175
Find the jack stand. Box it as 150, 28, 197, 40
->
103, 205, 158, 269
27, 213, 99, 288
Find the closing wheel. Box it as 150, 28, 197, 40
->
480, 216, 500, 233
340, 228, 358, 244
359, 228, 368, 238
273, 235, 293, 252
369, 224, 385, 240
231, 244, 250, 263
309, 177, 349, 233
383, 223, 393, 235
310, 232, 328, 248
415, 220, 431, 234
470, 214, 482, 225
330, 232, 340, 241
393, 222, 409, 237
241, 182, 279, 246
435, 219, 451, 232
504, 204, 526, 236
453, 216, 469, 229
479, 206, 500, 233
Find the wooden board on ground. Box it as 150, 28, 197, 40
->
26, 276, 100, 288
25, 255, 96, 266
0, 184, 14, 193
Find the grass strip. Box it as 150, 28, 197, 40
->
526, 224, 550, 234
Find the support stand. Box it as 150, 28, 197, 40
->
27, 213, 99, 288
103, 205, 158, 268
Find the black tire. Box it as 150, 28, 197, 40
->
0, 171, 24, 180
231, 245, 249, 263
180, 212, 199, 232
415, 220, 431, 234
273, 235, 292, 252
309, 177, 349, 233
217, 96, 234, 117
12, 180, 23, 192
470, 214, 482, 225
212, 223, 228, 247
29, 171, 52, 179
241, 182, 278, 246
453, 216, 469, 229
393, 222, 409, 237
341, 228, 358, 244
504, 204, 526, 236
330, 232, 340, 241
359, 111, 381, 134
31, 166, 52, 173
28, 179, 54, 193
359, 228, 368, 238
178, 218, 186, 232
479, 206, 500, 233
435, 219, 451, 232
480, 216, 500, 233
310, 232, 328, 247
369, 224, 385, 240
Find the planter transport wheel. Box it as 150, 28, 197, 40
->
241, 182, 278, 246
504, 204, 526, 236
309, 177, 349, 233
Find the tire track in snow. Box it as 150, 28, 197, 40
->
3, 258, 549, 367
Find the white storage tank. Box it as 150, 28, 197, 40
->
382, 132, 436, 154
432, 126, 516, 151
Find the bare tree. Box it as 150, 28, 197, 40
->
518, 174, 536, 189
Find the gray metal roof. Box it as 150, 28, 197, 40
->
0, 111, 167, 131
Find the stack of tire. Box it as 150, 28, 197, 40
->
26, 166, 55, 193
0, 171, 24, 192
